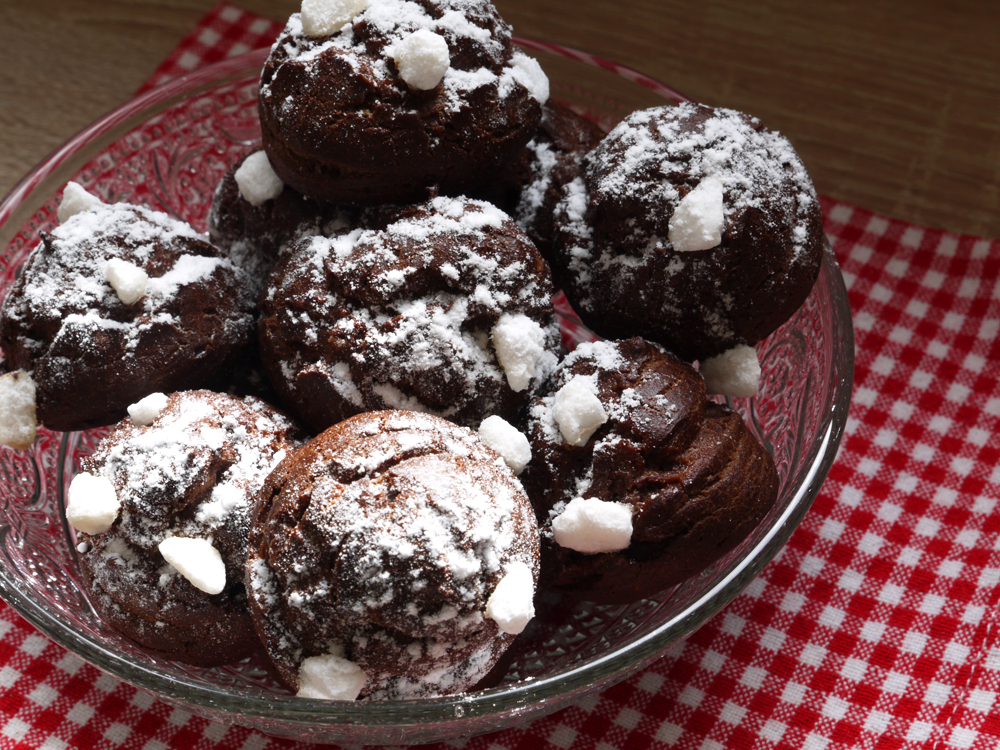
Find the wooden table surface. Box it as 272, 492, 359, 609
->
2, 0, 998, 239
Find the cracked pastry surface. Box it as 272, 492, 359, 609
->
246, 410, 540, 699
0, 203, 257, 432
258, 195, 560, 433
74, 390, 302, 666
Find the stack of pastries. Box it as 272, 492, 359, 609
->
0, 0, 824, 701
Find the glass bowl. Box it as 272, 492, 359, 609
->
0, 40, 854, 746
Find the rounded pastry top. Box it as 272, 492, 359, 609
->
585, 104, 817, 250
258, 0, 545, 204
0, 202, 258, 431
247, 409, 540, 700
258, 195, 560, 432
522, 337, 708, 518
520, 337, 779, 604
71, 390, 302, 666
79, 390, 302, 567
263, 0, 546, 110
4, 203, 218, 332
554, 102, 824, 361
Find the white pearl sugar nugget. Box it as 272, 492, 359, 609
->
478, 415, 532, 475
300, 0, 369, 37
392, 28, 451, 90
127, 392, 169, 426
158, 536, 227, 595
509, 50, 550, 104
105, 258, 149, 306
0, 370, 37, 451
57, 182, 104, 224
668, 175, 725, 253
551, 376, 608, 446
297, 653, 368, 701
700, 344, 761, 398
552, 496, 633, 554
234, 150, 284, 207
485, 561, 536, 635
66, 472, 121, 535
491, 313, 546, 393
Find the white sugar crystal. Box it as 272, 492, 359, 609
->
297, 654, 368, 700
478, 415, 531, 475
485, 561, 535, 634
552, 496, 633, 553
157, 537, 226, 595
392, 29, 450, 90
57, 182, 104, 224
668, 176, 725, 252
552, 376, 607, 446
0, 370, 37, 451
127, 392, 169, 426
235, 150, 284, 206
66, 472, 120, 535
300, 0, 369, 37
491, 313, 546, 392
105, 258, 148, 305
509, 50, 549, 104
700, 344, 761, 398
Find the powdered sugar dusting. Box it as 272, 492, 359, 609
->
588, 105, 815, 244
82, 391, 300, 552
262, 196, 558, 427
247, 411, 540, 700
551, 103, 823, 359
262, 1, 543, 114
2, 203, 253, 370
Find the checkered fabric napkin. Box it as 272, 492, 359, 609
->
2, 4, 999, 749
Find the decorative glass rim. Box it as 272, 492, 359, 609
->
0, 43, 854, 738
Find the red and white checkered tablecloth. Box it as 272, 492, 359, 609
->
2, 4, 999, 749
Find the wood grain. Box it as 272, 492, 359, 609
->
2, 0, 998, 237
